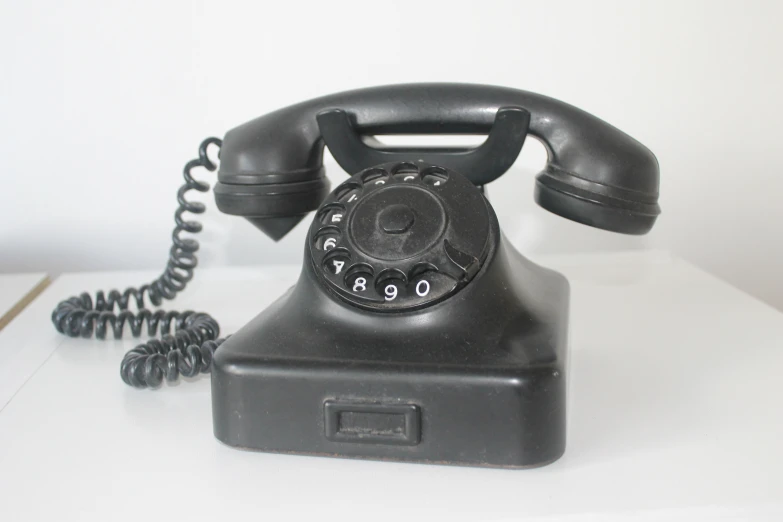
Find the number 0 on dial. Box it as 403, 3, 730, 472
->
415, 280, 430, 297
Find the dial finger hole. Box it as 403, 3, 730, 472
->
408, 263, 442, 299
335, 182, 362, 203
361, 168, 389, 186
374, 269, 407, 302
313, 226, 341, 251
391, 162, 420, 183
322, 248, 351, 276
421, 167, 449, 187
344, 263, 375, 294
391, 162, 419, 174
317, 203, 347, 225
409, 262, 438, 279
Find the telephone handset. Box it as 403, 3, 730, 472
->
214, 83, 659, 239
53, 84, 660, 468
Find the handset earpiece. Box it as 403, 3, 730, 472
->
214, 83, 660, 238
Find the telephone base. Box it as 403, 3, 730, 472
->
213, 351, 566, 468
212, 240, 569, 469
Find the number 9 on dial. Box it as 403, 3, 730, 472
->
374, 270, 406, 302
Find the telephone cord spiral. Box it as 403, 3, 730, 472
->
51, 137, 228, 388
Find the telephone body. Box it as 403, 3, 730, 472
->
53, 84, 660, 469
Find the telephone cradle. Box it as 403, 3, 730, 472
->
53, 84, 660, 469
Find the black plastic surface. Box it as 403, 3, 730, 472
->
214, 83, 660, 238
316, 106, 530, 184
212, 167, 569, 468
310, 162, 490, 311
209, 84, 661, 468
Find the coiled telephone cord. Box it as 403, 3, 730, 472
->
51, 137, 227, 388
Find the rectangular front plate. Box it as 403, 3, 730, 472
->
324, 401, 420, 446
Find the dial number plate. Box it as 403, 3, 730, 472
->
309, 162, 491, 311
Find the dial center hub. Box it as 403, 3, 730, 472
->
379, 204, 415, 234
349, 185, 446, 262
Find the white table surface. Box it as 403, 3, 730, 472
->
0, 251, 781, 521
0, 272, 49, 330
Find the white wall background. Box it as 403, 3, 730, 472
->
1, 0, 782, 309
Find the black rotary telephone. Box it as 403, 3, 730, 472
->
53, 84, 660, 468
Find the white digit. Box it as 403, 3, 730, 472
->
348, 193, 358, 202
415, 279, 430, 297
323, 237, 336, 250
375, 180, 386, 185
434, 180, 441, 186
353, 277, 367, 292
332, 260, 345, 274
403, 175, 415, 181
384, 284, 398, 301
331, 213, 343, 223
